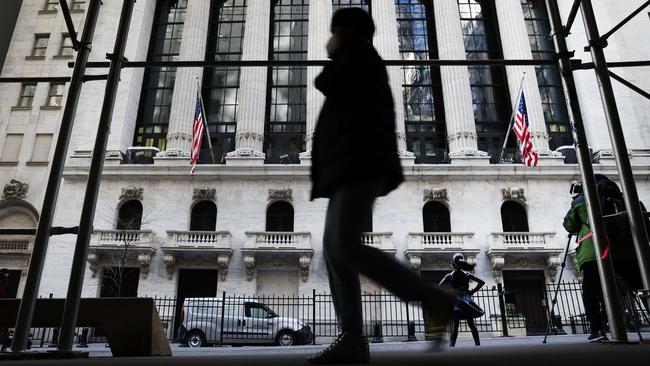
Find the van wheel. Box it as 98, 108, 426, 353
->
186, 330, 206, 348
275, 330, 296, 347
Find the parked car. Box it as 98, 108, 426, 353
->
178, 297, 313, 347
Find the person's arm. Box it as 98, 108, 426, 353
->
467, 273, 485, 296
563, 200, 581, 234
439, 274, 451, 287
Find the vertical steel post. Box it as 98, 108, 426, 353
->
10, 0, 103, 353
580, 0, 650, 312
56, 0, 136, 352
497, 283, 509, 337
545, 0, 628, 342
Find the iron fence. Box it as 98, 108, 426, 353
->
15, 281, 649, 348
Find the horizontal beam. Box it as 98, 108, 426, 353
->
0, 227, 80, 236
575, 60, 650, 70
0, 75, 108, 83
71, 59, 559, 69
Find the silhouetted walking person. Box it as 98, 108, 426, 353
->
439, 254, 485, 347
308, 8, 454, 364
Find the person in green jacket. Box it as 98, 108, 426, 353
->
563, 175, 610, 343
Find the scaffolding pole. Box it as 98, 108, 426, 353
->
580, 0, 650, 313
545, 0, 628, 342
10, 0, 103, 353
55, 0, 137, 352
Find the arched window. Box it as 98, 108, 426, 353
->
264, 0, 309, 163
202, 0, 248, 164
396, 0, 447, 163
501, 201, 529, 232
423, 201, 451, 232
190, 201, 217, 231
266, 201, 294, 232
117, 200, 143, 230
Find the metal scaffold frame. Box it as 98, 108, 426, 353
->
0, 0, 648, 353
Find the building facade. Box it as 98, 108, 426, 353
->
1, 0, 650, 316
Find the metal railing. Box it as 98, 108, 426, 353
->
14, 281, 649, 348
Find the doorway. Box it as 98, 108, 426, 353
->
100, 266, 140, 297
174, 269, 219, 338
503, 270, 548, 335
2, 270, 21, 298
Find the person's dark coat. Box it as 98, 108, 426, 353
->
310, 39, 403, 200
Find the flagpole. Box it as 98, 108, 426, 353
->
197, 79, 215, 164
498, 72, 526, 163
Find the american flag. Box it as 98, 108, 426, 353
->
512, 90, 539, 167
190, 90, 204, 175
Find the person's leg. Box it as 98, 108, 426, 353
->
325, 181, 453, 307
581, 261, 606, 334
467, 318, 480, 346
449, 317, 460, 347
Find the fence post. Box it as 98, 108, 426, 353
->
312, 289, 316, 345
405, 300, 416, 342
219, 291, 226, 346
497, 283, 509, 337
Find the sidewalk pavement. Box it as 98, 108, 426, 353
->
1, 334, 648, 366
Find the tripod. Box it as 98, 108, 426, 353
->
543, 233, 574, 344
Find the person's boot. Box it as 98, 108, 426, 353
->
308, 332, 370, 364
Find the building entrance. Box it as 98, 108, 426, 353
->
174, 269, 219, 338
2, 269, 21, 298
503, 270, 548, 335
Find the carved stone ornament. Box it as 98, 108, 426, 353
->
138, 251, 153, 279
193, 187, 216, 201
163, 254, 176, 280
120, 186, 144, 201
408, 255, 422, 273
217, 254, 231, 281
423, 188, 448, 202
490, 255, 505, 283
501, 188, 526, 202
545, 255, 562, 282
3, 179, 29, 200
299, 255, 312, 283
244, 254, 256, 281
87, 253, 99, 278
268, 189, 293, 202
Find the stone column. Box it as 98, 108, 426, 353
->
226, 0, 270, 165
160, 0, 211, 158
300, 0, 332, 164
495, 0, 552, 155
434, 0, 483, 159
372, 1, 414, 164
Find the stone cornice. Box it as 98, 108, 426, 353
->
60, 162, 650, 181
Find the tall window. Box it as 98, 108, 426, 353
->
190, 201, 217, 231
265, 0, 309, 164
501, 201, 529, 232
521, 0, 571, 149
396, 0, 447, 164
458, 0, 511, 161
45, 83, 65, 107
16, 83, 36, 108
266, 201, 294, 232
133, 0, 188, 152
30, 134, 53, 163
43, 0, 58, 11
423, 201, 451, 232
332, 0, 370, 13
59, 34, 75, 57
202, 0, 247, 164
117, 200, 143, 230
31, 34, 49, 57
1, 134, 23, 163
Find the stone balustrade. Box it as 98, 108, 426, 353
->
166, 230, 231, 248
244, 231, 311, 249
407, 232, 474, 251
361, 232, 395, 254
0, 240, 30, 252
92, 229, 154, 247
489, 232, 556, 250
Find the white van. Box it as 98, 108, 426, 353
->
178, 297, 313, 347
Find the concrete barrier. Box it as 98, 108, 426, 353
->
0, 298, 172, 357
